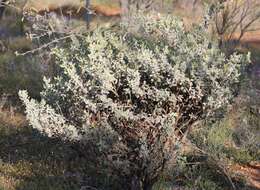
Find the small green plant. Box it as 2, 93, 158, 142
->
191, 100, 260, 164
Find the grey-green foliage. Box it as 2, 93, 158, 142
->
19, 12, 249, 189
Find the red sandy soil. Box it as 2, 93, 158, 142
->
92, 4, 121, 17
34, 5, 121, 17
232, 163, 260, 189
240, 31, 260, 44
23, 2, 121, 17
233, 31, 260, 49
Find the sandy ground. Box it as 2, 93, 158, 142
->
232, 163, 260, 189
24, 0, 120, 11
239, 31, 260, 44
23, 0, 121, 17
24, 0, 84, 10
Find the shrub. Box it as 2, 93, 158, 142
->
19, 13, 249, 190
209, 0, 260, 53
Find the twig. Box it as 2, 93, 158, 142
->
15, 34, 80, 56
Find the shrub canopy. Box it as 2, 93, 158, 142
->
19, 13, 249, 189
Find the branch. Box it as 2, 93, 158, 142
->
15, 33, 82, 56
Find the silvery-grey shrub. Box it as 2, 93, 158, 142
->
19, 12, 249, 190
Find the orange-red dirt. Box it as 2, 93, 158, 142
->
232, 163, 260, 189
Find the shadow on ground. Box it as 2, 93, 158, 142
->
0, 118, 120, 190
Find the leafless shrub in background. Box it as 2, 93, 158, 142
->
211, 0, 260, 52
0, 0, 7, 19
120, 0, 154, 22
